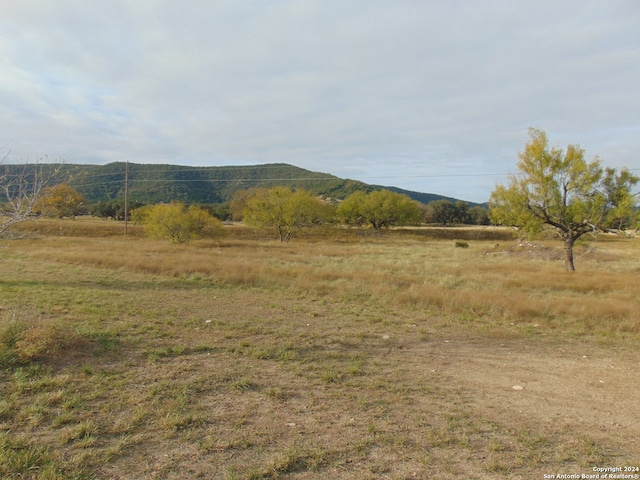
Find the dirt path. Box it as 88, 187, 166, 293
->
404, 334, 640, 463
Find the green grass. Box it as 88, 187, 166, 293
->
0, 221, 638, 478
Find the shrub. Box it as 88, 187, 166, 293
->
0, 308, 81, 366
140, 202, 226, 244
13, 324, 63, 362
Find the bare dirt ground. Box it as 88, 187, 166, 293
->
404, 334, 640, 474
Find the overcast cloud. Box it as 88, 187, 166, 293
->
1, 0, 639, 202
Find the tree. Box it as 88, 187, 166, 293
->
205, 203, 231, 222
600, 168, 640, 231
37, 183, 85, 219
243, 186, 333, 242
90, 199, 144, 221
337, 190, 422, 229
489, 128, 638, 271
0, 154, 63, 238
229, 188, 257, 221
468, 205, 490, 225
429, 199, 470, 226
141, 202, 225, 244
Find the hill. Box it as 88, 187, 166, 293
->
3, 162, 476, 205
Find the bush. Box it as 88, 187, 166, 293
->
0, 307, 81, 367
455, 240, 469, 248
140, 202, 226, 244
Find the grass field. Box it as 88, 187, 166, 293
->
1, 218, 639, 479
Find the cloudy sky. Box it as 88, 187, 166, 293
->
1, 1, 639, 202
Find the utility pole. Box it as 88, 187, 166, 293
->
124, 161, 129, 236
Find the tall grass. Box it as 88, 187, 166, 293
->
7, 224, 639, 337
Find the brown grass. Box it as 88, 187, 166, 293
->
10, 222, 639, 336
0, 218, 638, 478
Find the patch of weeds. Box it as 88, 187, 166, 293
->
81, 363, 94, 375
13, 365, 52, 393
163, 412, 206, 434
0, 398, 16, 423
229, 340, 272, 360
18, 403, 47, 427
275, 343, 299, 361
321, 366, 344, 384
39, 389, 65, 407
193, 344, 215, 353
0, 320, 24, 367
232, 377, 259, 392
144, 345, 189, 360
259, 444, 307, 479
251, 347, 276, 360
104, 433, 143, 460
488, 437, 507, 452
226, 467, 248, 480
347, 356, 365, 376
62, 393, 86, 411
0, 432, 61, 479
1, 308, 81, 365
110, 408, 149, 435
482, 453, 513, 474
0, 345, 17, 368
265, 386, 289, 401
13, 324, 65, 362
90, 330, 120, 351
51, 411, 75, 428
304, 445, 333, 472
514, 430, 552, 466
64, 420, 98, 445
577, 436, 608, 466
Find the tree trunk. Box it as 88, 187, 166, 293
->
563, 236, 576, 271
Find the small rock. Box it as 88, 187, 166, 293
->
512, 385, 524, 390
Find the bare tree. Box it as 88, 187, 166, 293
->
1, 150, 63, 238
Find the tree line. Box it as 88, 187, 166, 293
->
1, 177, 492, 242
2, 129, 638, 270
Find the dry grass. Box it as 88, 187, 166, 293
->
9, 222, 640, 337
0, 219, 638, 478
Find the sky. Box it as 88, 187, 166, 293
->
1, 1, 639, 203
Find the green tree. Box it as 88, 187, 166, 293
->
489, 128, 638, 271
38, 183, 85, 219
600, 168, 640, 231
141, 202, 225, 244
243, 186, 333, 242
90, 199, 143, 221
229, 188, 257, 221
426, 200, 452, 225
454, 201, 471, 224
205, 203, 231, 222
338, 190, 422, 229
468, 205, 490, 225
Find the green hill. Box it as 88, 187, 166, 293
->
3, 162, 475, 206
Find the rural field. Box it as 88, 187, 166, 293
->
1, 218, 639, 479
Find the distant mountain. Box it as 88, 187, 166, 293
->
3, 162, 478, 205
381, 186, 466, 206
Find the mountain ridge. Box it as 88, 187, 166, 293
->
5, 162, 480, 206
